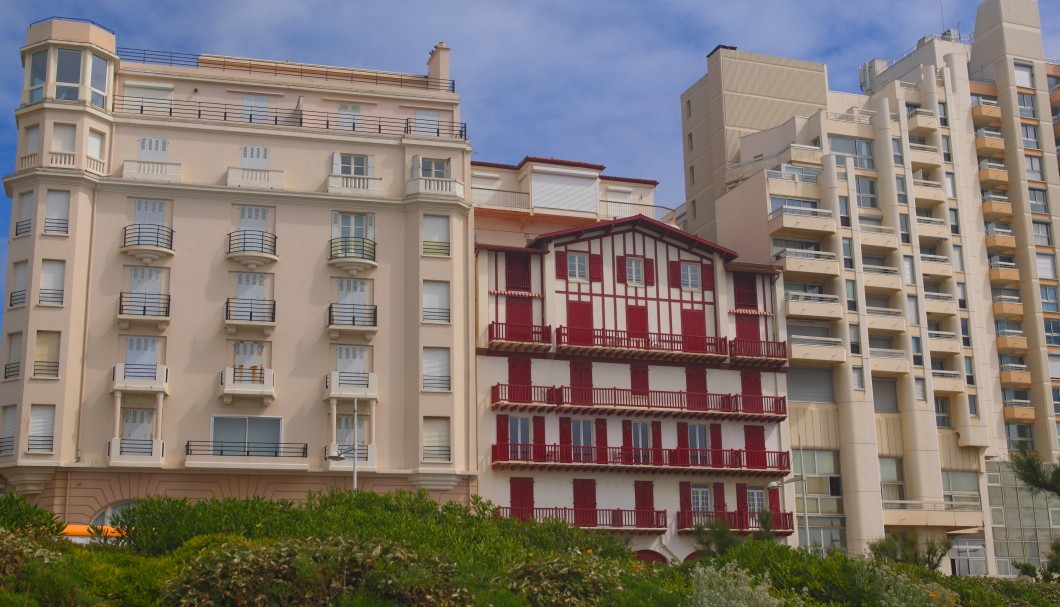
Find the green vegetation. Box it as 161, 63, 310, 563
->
2, 490, 1060, 606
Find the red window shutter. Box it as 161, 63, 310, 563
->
589, 254, 603, 281
496, 414, 509, 444
616, 256, 627, 283
622, 420, 633, 447
669, 261, 682, 288
685, 367, 707, 392
630, 364, 649, 395
741, 371, 762, 395
713, 483, 726, 512
676, 422, 689, 449
634, 480, 655, 511
702, 262, 714, 290
651, 421, 662, 449
595, 419, 608, 446
532, 416, 545, 445
768, 487, 781, 512
709, 423, 722, 449
555, 252, 568, 279
736, 483, 748, 512
644, 259, 656, 286
510, 477, 535, 515
559, 417, 572, 446
679, 481, 692, 512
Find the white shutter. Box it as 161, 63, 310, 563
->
125, 86, 173, 116
1050, 355, 1060, 379
52, 125, 75, 153
331, 152, 342, 175
29, 404, 55, 439
34, 332, 60, 363
18, 193, 33, 223
234, 342, 263, 367
125, 336, 157, 366
415, 109, 440, 134
25, 126, 40, 153
338, 103, 361, 130
367, 155, 375, 177
239, 206, 268, 231
241, 145, 269, 169
423, 281, 449, 310
952, 245, 964, 272
336, 345, 365, 373
138, 137, 168, 162
337, 279, 366, 305
412, 155, 422, 178
915, 378, 927, 400
13, 262, 28, 292
41, 260, 65, 291
88, 131, 104, 159
121, 409, 153, 441
423, 347, 450, 378
366, 213, 375, 241
423, 215, 449, 243
788, 367, 835, 403
45, 191, 70, 222
8, 333, 22, 364
902, 256, 914, 284
134, 199, 165, 225
531, 172, 597, 212
907, 296, 919, 320
422, 417, 451, 449
1, 405, 16, 439
236, 273, 266, 300
872, 377, 899, 412
243, 94, 268, 122
131, 267, 161, 294
337, 414, 357, 446
1038, 253, 1056, 279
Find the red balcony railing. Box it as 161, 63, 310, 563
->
676, 510, 794, 532
729, 339, 788, 359
488, 322, 551, 344
556, 386, 730, 412
491, 383, 557, 404
491, 444, 790, 471
505, 271, 531, 291
496, 506, 667, 530
729, 395, 787, 416
556, 327, 728, 356
734, 289, 758, 309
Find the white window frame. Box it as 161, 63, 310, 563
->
625, 257, 644, 286
681, 262, 701, 290
567, 253, 589, 282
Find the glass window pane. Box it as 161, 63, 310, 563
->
56, 49, 82, 84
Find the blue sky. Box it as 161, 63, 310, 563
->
0, 0, 1058, 328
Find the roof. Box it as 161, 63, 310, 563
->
517, 156, 606, 171
725, 262, 780, 276
600, 175, 660, 187
472, 157, 657, 186
474, 243, 546, 255
529, 215, 739, 261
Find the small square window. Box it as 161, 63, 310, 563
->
568, 253, 589, 281
340, 154, 368, 176
681, 263, 701, 289
626, 257, 644, 286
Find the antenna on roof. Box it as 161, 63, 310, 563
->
939, 0, 946, 33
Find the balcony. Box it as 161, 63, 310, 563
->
978, 160, 1008, 188
323, 371, 378, 401
772, 249, 840, 279
226, 167, 283, 190
930, 370, 965, 394
220, 366, 276, 404
224, 298, 276, 335
767, 206, 835, 236
862, 265, 902, 291
985, 227, 1016, 253
1000, 364, 1032, 387
927, 331, 961, 355
765, 170, 820, 199
923, 292, 956, 316
915, 217, 949, 241
496, 507, 667, 533
120, 224, 174, 264
327, 303, 378, 340
981, 192, 1011, 220
988, 261, 1019, 285
908, 144, 941, 171
327, 173, 382, 196
996, 330, 1028, 354
790, 336, 846, 366
556, 327, 728, 361
783, 293, 844, 320
107, 438, 163, 466
491, 444, 790, 476
323, 443, 376, 473
406, 177, 464, 199
880, 500, 982, 529
117, 292, 171, 330
971, 101, 1001, 126
27, 435, 54, 453
859, 225, 899, 250
328, 237, 377, 275
122, 160, 181, 183
1003, 401, 1036, 422
32, 361, 59, 379
974, 128, 1005, 155
226, 230, 277, 269
869, 348, 910, 376
111, 363, 169, 394
865, 307, 905, 332
729, 339, 788, 366
906, 108, 938, 133
18, 152, 38, 171
992, 295, 1023, 319
912, 179, 946, 205
677, 510, 795, 534
471, 187, 531, 212
486, 322, 552, 352
184, 440, 308, 470
920, 254, 953, 278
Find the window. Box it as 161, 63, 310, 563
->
872, 377, 899, 413
688, 165, 694, 185
508, 416, 531, 459
1017, 92, 1036, 118
687, 133, 693, 151
625, 257, 644, 286
335, 414, 367, 458
240, 145, 269, 169
792, 449, 844, 522
907, 295, 919, 323
1054, 387, 1060, 415
846, 280, 857, 312
968, 394, 979, 418
944, 172, 956, 199
422, 215, 450, 256
685, 100, 691, 118
422, 417, 451, 461
24, 126, 40, 159
422, 348, 451, 391
414, 109, 441, 135
571, 419, 594, 462
138, 137, 168, 162
941, 136, 952, 162
28, 404, 55, 452
0, 405, 15, 454
34, 331, 60, 378
89, 54, 108, 107
423, 281, 450, 323
912, 336, 923, 366
855, 177, 877, 208
421, 158, 449, 179
915, 378, 926, 400
1030, 188, 1049, 214
1022, 125, 1040, 150
1045, 319, 1060, 345
27, 50, 46, 103
879, 457, 905, 501
942, 471, 980, 507
242, 94, 268, 122
40, 260, 65, 305
1037, 253, 1056, 279
842, 238, 853, 269
895, 175, 907, 204
44, 191, 70, 235
5, 332, 22, 379
937, 102, 948, 127
965, 357, 975, 385
957, 282, 967, 310
948, 207, 959, 234
54, 48, 82, 101
126, 86, 174, 115
1043, 286, 1059, 312
849, 324, 861, 355
952, 245, 964, 272
892, 138, 903, 165
935, 397, 951, 428
10, 261, 27, 307
680, 263, 701, 289
88, 130, 105, 163
690, 483, 712, 512
1034, 222, 1052, 246
830, 135, 875, 169
1014, 63, 1034, 88
336, 153, 369, 176
631, 421, 651, 463
52, 124, 75, 154
568, 253, 588, 281
961, 318, 970, 346
338, 103, 361, 130
1027, 155, 1043, 181
852, 366, 864, 390
1006, 423, 1034, 451
899, 214, 910, 243
212, 416, 281, 456
839, 196, 850, 227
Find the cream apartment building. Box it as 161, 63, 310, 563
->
681, 0, 1060, 575
0, 18, 475, 522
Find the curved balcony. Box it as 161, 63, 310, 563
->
556, 327, 727, 361
729, 339, 787, 366
487, 322, 552, 352
328, 237, 377, 275
327, 303, 378, 340
496, 507, 667, 532
677, 510, 794, 534
491, 444, 789, 476
120, 224, 174, 264
226, 230, 277, 269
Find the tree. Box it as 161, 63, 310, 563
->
1009, 450, 1060, 497
868, 532, 952, 570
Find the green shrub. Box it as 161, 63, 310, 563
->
0, 529, 59, 585
686, 562, 784, 607
0, 494, 64, 541
507, 550, 622, 607
868, 532, 952, 570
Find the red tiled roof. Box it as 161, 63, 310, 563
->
529, 215, 739, 261
471, 160, 520, 170
474, 243, 546, 255
517, 156, 606, 171
599, 175, 660, 186
473, 158, 657, 185
725, 262, 780, 276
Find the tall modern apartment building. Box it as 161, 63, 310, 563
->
681, 0, 1059, 575
0, 18, 475, 522
470, 157, 794, 561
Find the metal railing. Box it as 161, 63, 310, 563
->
14, 220, 30, 237
556, 326, 729, 356
825, 111, 872, 124
979, 159, 1005, 171
185, 441, 307, 457
492, 444, 790, 470
119, 292, 171, 317
227, 230, 277, 255
122, 224, 174, 250
920, 254, 950, 264
784, 293, 840, 304
882, 499, 980, 512
1000, 364, 1028, 373
487, 322, 552, 344
790, 336, 843, 347
122, 363, 161, 380
992, 295, 1021, 305
328, 303, 377, 326
329, 237, 376, 261
677, 510, 795, 532
497, 506, 668, 529
981, 191, 1008, 203
931, 370, 962, 380
730, 339, 788, 359
331, 443, 369, 461
39, 289, 64, 305
600, 200, 679, 223
3, 362, 19, 379
331, 371, 369, 388
1003, 399, 1032, 408
859, 224, 894, 235
907, 108, 935, 119
989, 260, 1017, 270
33, 361, 59, 377
915, 216, 946, 226
870, 348, 906, 359
119, 438, 154, 455
765, 170, 819, 183
27, 435, 53, 452
423, 307, 451, 323
471, 187, 531, 209
927, 331, 958, 340
422, 445, 451, 461
908, 143, 938, 153
490, 384, 787, 416
975, 127, 1002, 138
114, 95, 467, 139
225, 298, 276, 323
423, 375, 451, 390
505, 271, 531, 291
229, 367, 267, 384
43, 218, 68, 234
422, 240, 451, 256
0, 436, 13, 454
772, 249, 836, 262
863, 265, 898, 275
866, 306, 903, 317
913, 179, 942, 190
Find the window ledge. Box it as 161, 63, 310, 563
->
1, 377, 21, 383
36, 303, 64, 308
41, 232, 70, 238
422, 321, 452, 326
421, 388, 453, 394
30, 375, 60, 381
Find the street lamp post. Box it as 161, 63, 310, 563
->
767, 474, 809, 548
326, 409, 359, 491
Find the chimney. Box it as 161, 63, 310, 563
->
427, 42, 450, 84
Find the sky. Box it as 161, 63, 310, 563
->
0, 0, 1058, 328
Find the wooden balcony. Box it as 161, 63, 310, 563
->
487, 322, 552, 352
555, 327, 727, 361
676, 510, 794, 534
496, 507, 667, 533
491, 444, 790, 476
729, 339, 787, 366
